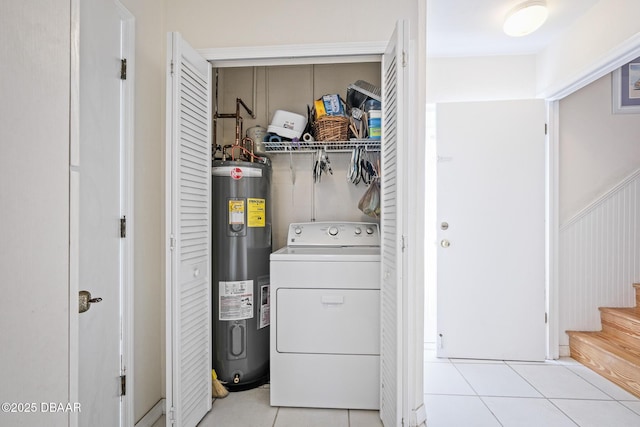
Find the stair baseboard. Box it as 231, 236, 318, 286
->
568, 331, 640, 398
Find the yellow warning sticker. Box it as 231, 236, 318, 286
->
247, 198, 266, 227
228, 199, 245, 224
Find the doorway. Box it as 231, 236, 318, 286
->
166, 24, 422, 426
423, 44, 640, 363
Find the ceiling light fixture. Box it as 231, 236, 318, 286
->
503, 0, 549, 37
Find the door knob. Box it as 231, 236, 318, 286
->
79, 290, 103, 314
440, 239, 451, 248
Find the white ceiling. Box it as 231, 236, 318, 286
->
427, 0, 600, 57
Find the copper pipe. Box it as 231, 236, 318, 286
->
222, 144, 233, 161
242, 137, 255, 162
214, 97, 256, 147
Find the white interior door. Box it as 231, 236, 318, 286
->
165, 32, 212, 427
436, 100, 546, 361
78, 1, 133, 426
380, 20, 408, 427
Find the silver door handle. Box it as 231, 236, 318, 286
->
79, 290, 103, 314
440, 239, 451, 248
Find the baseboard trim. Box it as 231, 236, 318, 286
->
559, 345, 571, 357
135, 399, 165, 427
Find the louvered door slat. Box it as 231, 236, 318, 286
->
167, 32, 212, 427
380, 21, 406, 427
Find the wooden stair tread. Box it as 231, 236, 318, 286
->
568, 331, 640, 362
600, 307, 640, 342
568, 284, 640, 398
569, 331, 640, 398
600, 307, 640, 324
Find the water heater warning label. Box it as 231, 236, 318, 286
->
219, 280, 253, 321
247, 198, 266, 227
228, 200, 245, 225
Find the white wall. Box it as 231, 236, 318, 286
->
559, 72, 640, 223
0, 1, 71, 426
427, 55, 538, 103
537, 0, 640, 97
165, 0, 415, 49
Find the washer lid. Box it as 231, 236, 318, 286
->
270, 245, 380, 262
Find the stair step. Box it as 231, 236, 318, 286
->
635, 283, 640, 308
600, 307, 640, 344
568, 331, 640, 398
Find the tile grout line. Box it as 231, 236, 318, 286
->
449, 359, 505, 427
475, 395, 505, 427
450, 359, 481, 396
564, 364, 634, 401
271, 406, 280, 427
545, 397, 582, 427
504, 361, 546, 398
506, 362, 599, 426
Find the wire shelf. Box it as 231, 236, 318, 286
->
263, 139, 380, 153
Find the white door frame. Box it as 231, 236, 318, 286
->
69, 1, 135, 425
542, 34, 640, 359
118, 3, 136, 425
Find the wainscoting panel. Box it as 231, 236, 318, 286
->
560, 169, 640, 346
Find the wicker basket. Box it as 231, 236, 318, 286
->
313, 115, 349, 141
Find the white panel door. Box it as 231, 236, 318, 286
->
436, 100, 546, 361
78, 1, 132, 426
166, 32, 212, 427
380, 20, 408, 427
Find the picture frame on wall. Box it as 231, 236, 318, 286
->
612, 56, 640, 114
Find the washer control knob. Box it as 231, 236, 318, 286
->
294, 227, 302, 235
328, 226, 339, 236
354, 227, 362, 235
366, 227, 374, 235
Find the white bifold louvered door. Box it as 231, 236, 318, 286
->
165, 32, 212, 427
380, 20, 408, 427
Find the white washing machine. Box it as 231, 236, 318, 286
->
269, 222, 381, 409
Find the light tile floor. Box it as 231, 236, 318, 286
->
424, 347, 640, 427
151, 348, 640, 427
151, 384, 383, 427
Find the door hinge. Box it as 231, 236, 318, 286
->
545, 312, 548, 323
170, 235, 175, 250
545, 123, 548, 135
120, 216, 126, 238
120, 375, 126, 396
401, 235, 406, 252
120, 58, 127, 80
402, 50, 407, 67
170, 60, 174, 76
169, 406, 176, 424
